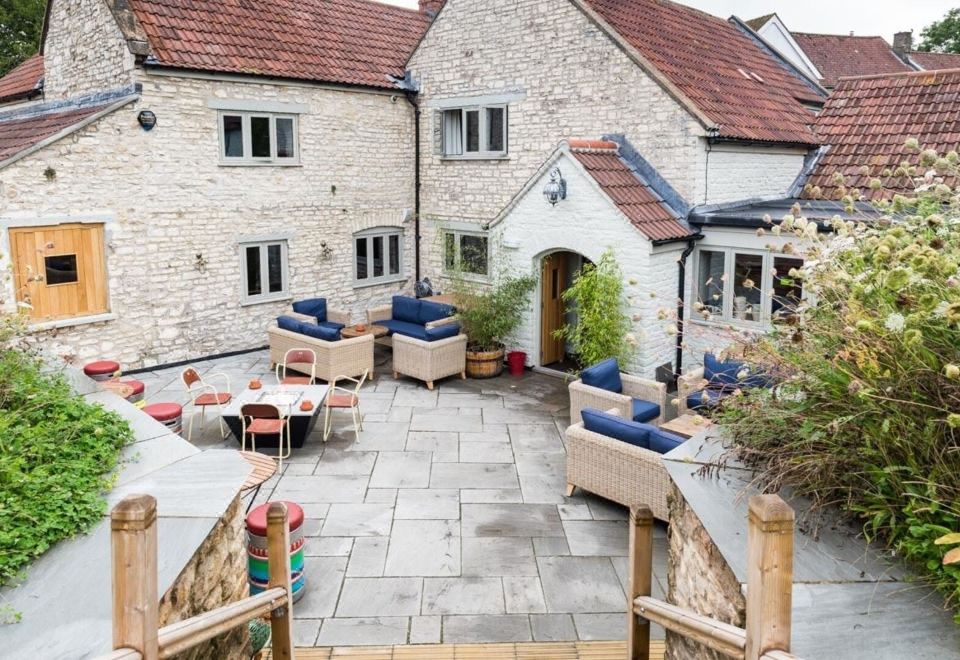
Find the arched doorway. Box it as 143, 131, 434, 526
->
538, 250, 591, 370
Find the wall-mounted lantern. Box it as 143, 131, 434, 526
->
543, 167, 567, 206
137, 110, 157, 131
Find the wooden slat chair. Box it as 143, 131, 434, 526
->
323, 369, 369, 442
240, 403, 292, 471
181, 367, 232, 442
275, 348, 317, 385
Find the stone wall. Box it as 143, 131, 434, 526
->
43, 0, 137, 99
159, 495, 251, 660
666, 483, 745, 660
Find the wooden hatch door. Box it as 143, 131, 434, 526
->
540, 254, 568, 366
9, 223, 108, 322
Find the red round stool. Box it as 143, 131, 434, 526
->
83, 360, 121, 382
120, 379, 145, 404
144, 403, 183, 434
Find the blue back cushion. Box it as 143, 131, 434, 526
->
704, 353, 743, 386
581, 408, 650, 449
631, 398, 661, 424
299, 323, 340, 342
649, 429, 685, 455
293, 298, 328, 323
277, 316, 304, 333
392, 296, 421, 324
425, 323, 461, 342
418, 300, 454, 325
581, 358, 623, 394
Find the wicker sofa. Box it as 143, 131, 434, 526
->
267, 325, 374, 383
392, 332, 468, 390
569, 360, 667, 426
564, 408, 677, 520
367, 296, 459, 346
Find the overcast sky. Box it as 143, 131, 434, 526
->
382, 0, 957, 42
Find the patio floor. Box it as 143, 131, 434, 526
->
136, 348, 668, 646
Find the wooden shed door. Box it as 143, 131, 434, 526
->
540, 254, 568, 366
10, 223, 108, 321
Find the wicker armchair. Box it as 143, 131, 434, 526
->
676, 367, 707, 416
367, 304, 459, 346
267, 325, 374, 383
392, 332, 467, 390
569, 372, 667, 426
564, 408, 672, 520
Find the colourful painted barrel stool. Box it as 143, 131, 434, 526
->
246, 501, 305, 603
121, 379, 146, 405
83, 360, 121, 382
143, 403, 183, 434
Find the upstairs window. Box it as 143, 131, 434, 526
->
220, 111, 298, 164
442, 105, 507, 158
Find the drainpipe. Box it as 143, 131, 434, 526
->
675, 238, 698, 385
404, 90, 422, 281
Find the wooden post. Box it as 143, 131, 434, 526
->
267, 502, 294, 660
111, 494, 159, 660
627, 505, 654, 660
745, 495, 795, 660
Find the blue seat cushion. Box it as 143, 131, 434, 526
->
648, 429, 685, 455
318, 321, 345, 333
392, 296, 421, 324
631, 398, 661, 424
425, 323, 461, 342
581, 358, 623, 394
293, 298, 328, 323
418, 300, 454, 325
581, 408, 650, 449
686, 387, 727, 410
379, 319, 429, 341
277, 316, 304, 333
299, 323, 340, 342
704, 353, 744, 387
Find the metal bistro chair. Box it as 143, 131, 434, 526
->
240, 403, 292, 471
323, 369, 369, 442
181, 367, 232, 442
276, 348, 317, 385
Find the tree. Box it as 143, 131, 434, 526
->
919, 7, 960, 53
0, 0, 44, 77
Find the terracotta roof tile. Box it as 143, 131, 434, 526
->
0, 104, 109, 164
570, 141, 694, 241
792, 33, 911, 88
0, 55, 44, 105
910, 51, 960, 72
128, 0, 431, 89
583, 0, 822, 144
804, 69, 960, 201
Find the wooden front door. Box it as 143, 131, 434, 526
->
540, 254, 568, 365
10, 223, 109, 321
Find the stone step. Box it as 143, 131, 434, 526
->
266, 640, 665, 659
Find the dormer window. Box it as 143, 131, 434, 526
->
442, 105, 507, 158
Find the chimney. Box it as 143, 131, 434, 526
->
419, 0, 445, 18
893, 30, 913, 56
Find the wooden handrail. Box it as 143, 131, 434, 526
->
633, 596, 746, 658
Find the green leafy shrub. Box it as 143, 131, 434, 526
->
717, 147, 960, 620
0, 349, 133, 588
556, 249, 635, 371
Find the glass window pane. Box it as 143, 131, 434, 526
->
696, 251, 725, 318
245, 246, 262, 296
251, 116, 271, 158
223, 115, 243, 157
389, 234, 400, 275
444, 233, 456, 270
45, 254, 78, 285
771, 257, 804, 320
733, 253, 764, 322
372, 236, 384, 278
356, 238, 368, 280
461, 235, 488, 275
275, 117, 295, 159
485, 107, 504, 152
465, 110, 480, 152
443, 110, 463, 156
267, 244, 283, 293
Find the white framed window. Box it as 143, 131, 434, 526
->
354, 228, 404, 286
442, 105, 507, 158
241, 240, 289, 304
219, 111, 298, 165
443, 229, 489, 278
693, 248, 804, 326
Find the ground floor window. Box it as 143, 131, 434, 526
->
443, 229, 489, 278
354, 228, 403, 286
9, 222, 109, 322
241, 239, 289, 303
693, 247, 803, 325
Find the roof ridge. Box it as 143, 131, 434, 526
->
793, 31, 888, 40
566, 138, 618, 153
837, 67, 960, 83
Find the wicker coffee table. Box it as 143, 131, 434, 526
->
660, 413, 714, 439
341, 324, 389, 340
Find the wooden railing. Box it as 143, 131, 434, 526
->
97, 494, 294, 660
628, 494, 800, 660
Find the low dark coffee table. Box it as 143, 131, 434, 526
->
221, 384, 329, 449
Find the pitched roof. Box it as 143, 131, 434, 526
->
581, 0, 822, 145
127, 0, 431, 89
0, 104, 113, 165
745, 13, 775, 31
568, 139, 694, 241
791, 33, 911, 88
803, 69, 960, 201
0, 55, 44, 105
910, 50, 960, 71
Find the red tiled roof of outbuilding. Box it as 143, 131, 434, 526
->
127, 0, 431, 89
804, 69, 960, 201
581, 0, 822, 145
0, 55, 44, 104
910, 51, 960, 72
791, 33, 911, 88
0, 104, 112, 164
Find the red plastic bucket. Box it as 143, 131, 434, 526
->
507, 351, 526, 376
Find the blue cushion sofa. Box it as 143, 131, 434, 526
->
568, 358, 667, 426
366, 296, 459, 342
678, 352, 772, 415
287, 298, 349, 335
